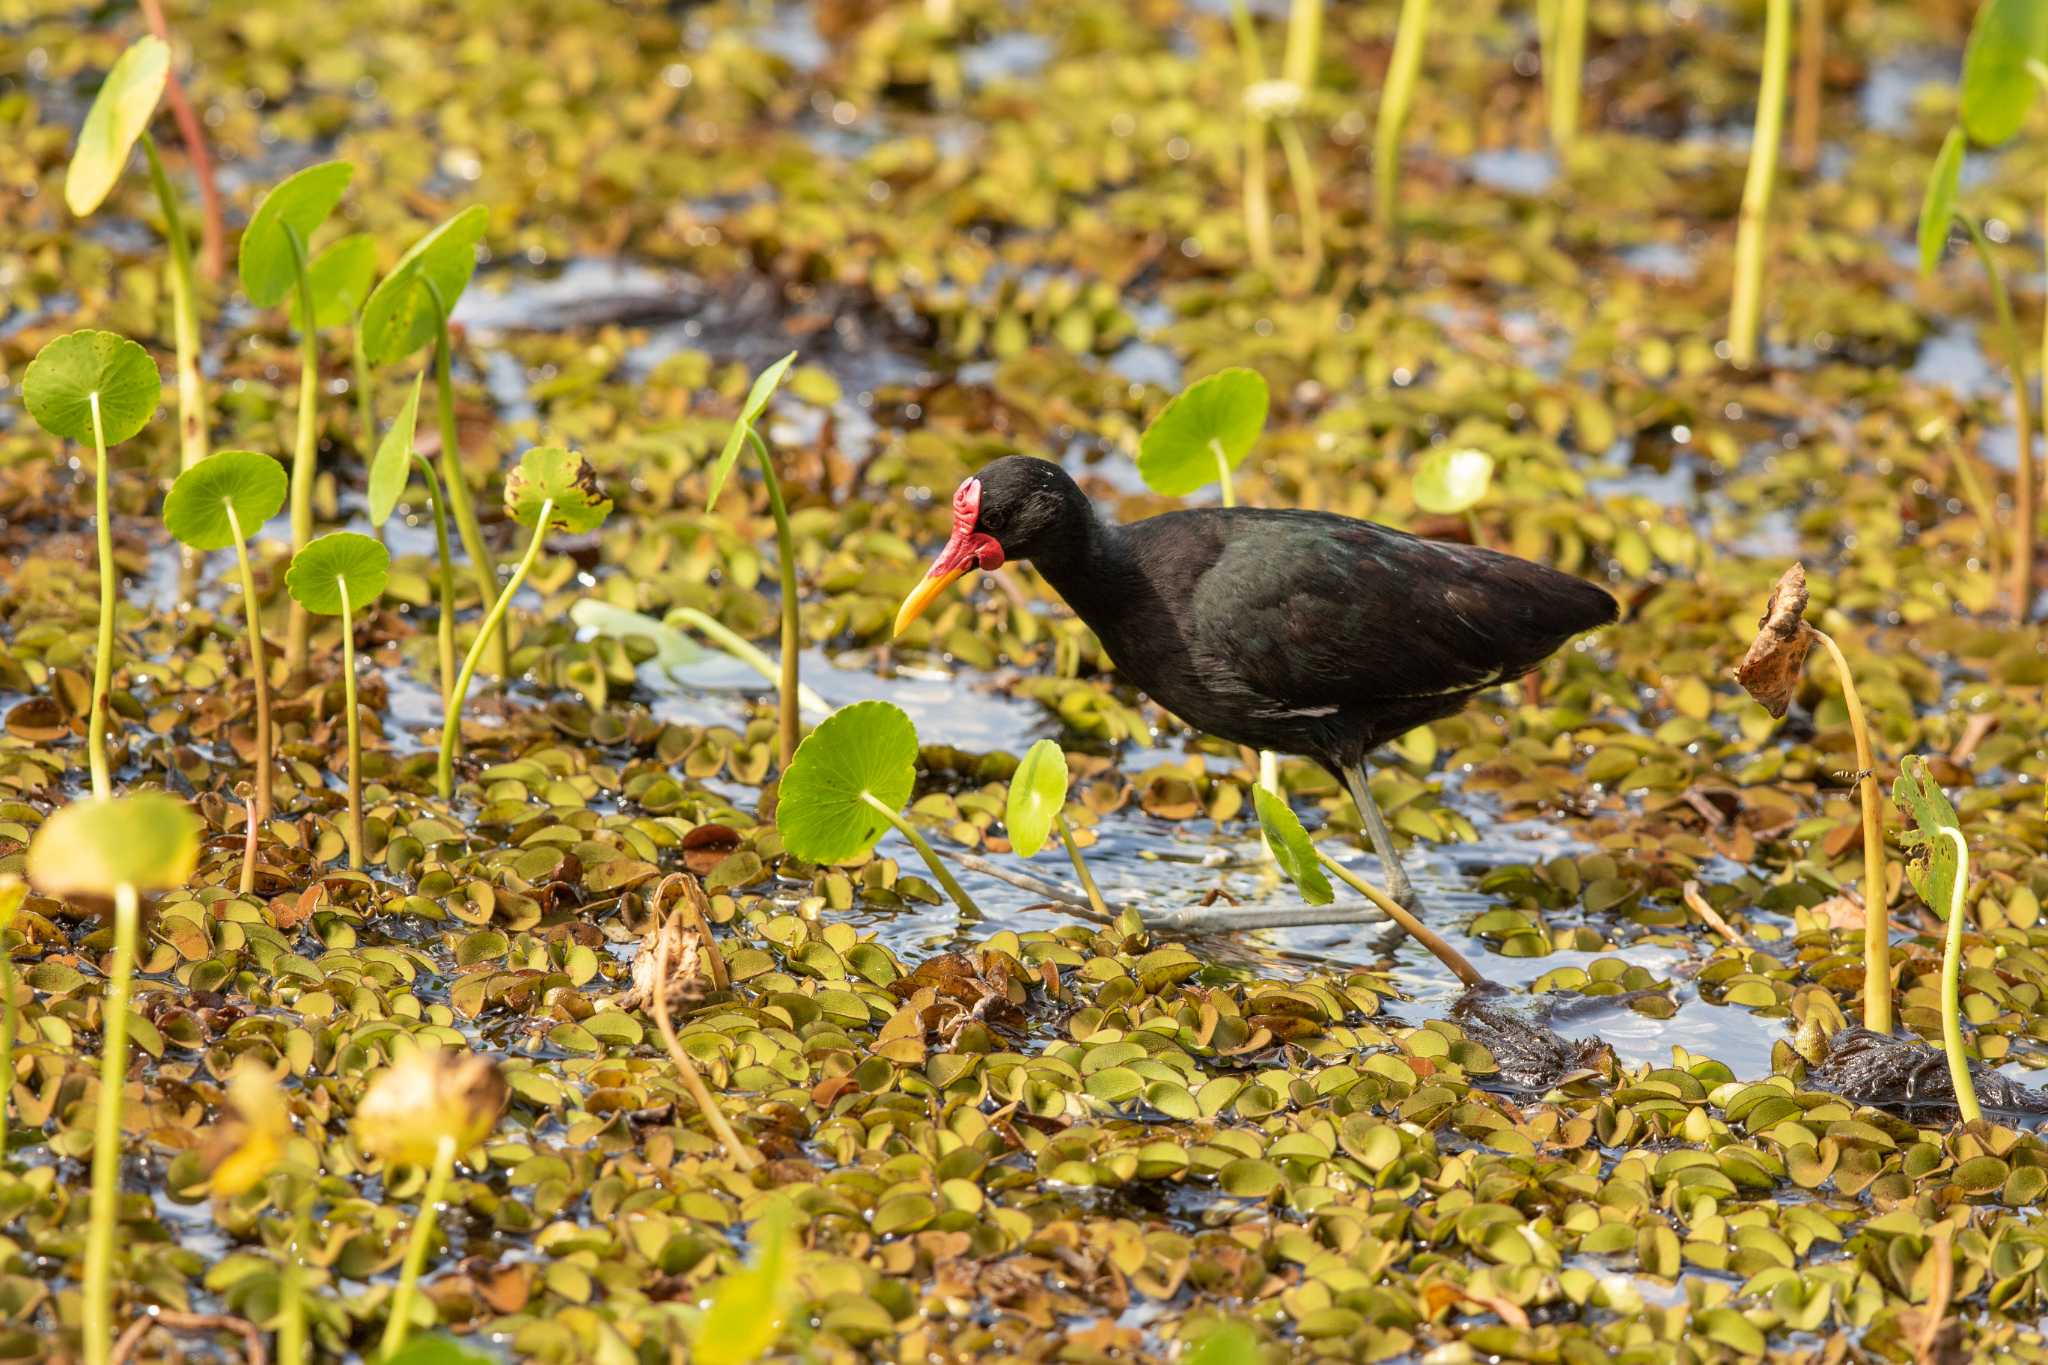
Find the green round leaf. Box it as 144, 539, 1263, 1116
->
289, 233, 379, 333
22, 330, 160, 446
505, 446, 612, 533
238, 160, 354, 309
777, 701, 919, 864
380, 1336, 499, 1365
1412, 447, 1495, 515
705, 351, 798, 511
1252, 786, 1333, 906
360, 205, 490, 365
28, 793, 201, 896
1006, 738, 1069, 859
286, 531, 389, 616
1917, 127, 1966, 278
1185, 1322, 1259, 1365
162, 450, 289, 551
366, 375, 425, 526
64, 36, 168, 216
1961, 0, 2048, 146
1137, 368, 1269, 498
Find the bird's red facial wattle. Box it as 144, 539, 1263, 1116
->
893, 478, 1006, 636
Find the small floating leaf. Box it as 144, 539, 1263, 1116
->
505, 446, 612, 533
238, 160, 354, 309
366, 375, 424, 526
360, 205, 490, 364
23, 330, 160, 446
286, 531, 389, 616
28, 793, 201, 896
777, 701, 919, 864
163, 450, 289, 551
705, 350, 798, 511
1137, 367, 1269, 497
1412, 447, 1496, 515
1253, 786, 1333, 906
1006, 738, 1069, 859
64, 35, 168, 216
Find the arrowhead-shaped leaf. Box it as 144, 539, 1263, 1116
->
705, 351, 797, 510
1252, 786, 1333, 905
238, 160, 354, 309
1917, 127, 1966, 277
1006, 738, 1069, 858
366, 375, 424, 526
360, 205, 490, 365
289, 232, 379, 332
64, 36, 168, 216
1961, 0, 2048, 145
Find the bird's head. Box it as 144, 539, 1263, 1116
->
893, 456, 1086, 636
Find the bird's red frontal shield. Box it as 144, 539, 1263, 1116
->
893, 478, 1006, 636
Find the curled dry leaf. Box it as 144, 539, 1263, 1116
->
1734, 562, 1814, 718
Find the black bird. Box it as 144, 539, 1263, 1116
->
894, 456, 1619, 908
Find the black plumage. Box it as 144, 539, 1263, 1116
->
896, 456, 1619, 905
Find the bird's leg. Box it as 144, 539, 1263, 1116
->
1342, 761, 1420, 912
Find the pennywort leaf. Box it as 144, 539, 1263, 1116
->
504, 446, 612, 533
163, 450, 288, 551
28, 792, 201, 897
1412, 447, 1496, 515
286, 532, 389, 616
776, 701, 919, 864
23, 330, 160, 446
1137, 367, 1269, 498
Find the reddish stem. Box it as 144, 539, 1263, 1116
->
135, 0, 225, 283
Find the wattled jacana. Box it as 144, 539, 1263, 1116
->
894, 456, 1619, 909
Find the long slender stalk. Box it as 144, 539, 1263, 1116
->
1809, 626, 1889, 1033
134, 0, 224, 281
353, 332, 376, 457
1319, 851, 1486, 987
1282, 0, 1321, 88
87, 394, 116, 803
338, 578, 363, 870
1053, 814, 1109, 917
83, 883, 140, 1365
1374, 0, 1431, 229
285, 232, 321, 673
0, 953, 13, 1160
746, 431, 802, 767
225, 506, 273, 824
648, 915, 758, 1168
1791, 0, 1824, 172
277, 1205, 308, 1365
1936, 827, 1981, 1123
430, 318, 508, 679
1231, 1, 1274, 272
1729, 0, 1792, 368
378, 1132, 454, 1360
667, 607, 829, 715
1274, 116, 1324, 276
140, 135, 207, 475
861, 792, 983, 920
1546, 0, 1587, 152
438, 502, 551, 799
1210, 439, 1236, 508
1961, 218, 2036, 624
412, 454, 458, 717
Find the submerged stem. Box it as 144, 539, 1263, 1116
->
88, 393, 115, 803
1808, 626, 1889, 1033
431, 318, 509, 679
1054, 814, 1109, 918
1373, 0, 1430, 229
1936, 827, 1981, 1124
1319, 851, 1486, 988
338, 578, 363, 871
225, 506, 273, 824
141, 134, 208, 476
862, 791, 983, 921
378, 1132, 454, 1360
439, 502, 551, 799
1728, 0, 1791, 367
747, 430, 802, 768
83, 883, 140, 1365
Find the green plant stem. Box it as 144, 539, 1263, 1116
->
141, 134, 208, 476
666, 608, 830, 715
1791, 0, 1824, 172
1231, 1, 1274, 272
353, 331, 376, 457
1546, 0, 1587, 152
439, 502, 552, 799
1053, 814, 1109, 917
87, 394, 116, 803
1728, 0, 1791, 368
431, 318, 508, 680
0, 952, 13, 1162
746, 430, 802, 769
1274, 116, 1323, 276
83, 882, 140, 1365
1936, 827, 1981, 1123
1283, 0, 1321, 88
1374, 0, 1430, 228
278, 1204, 309, 1365
412, 454, 459, 720
378, 1132, 455, 1360
285, 230, 322, 673
647, 918, 759, 1169
1809, 626, 1890, 1033
338, 579, 363, 871
861, 792, 982, 920
1318, 851, 1486, 988
223, 506, 274, 824
1962, 222, 2032, 617
1210, 439, 1236, 508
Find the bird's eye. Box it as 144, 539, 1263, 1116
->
979, 507, 1007, 537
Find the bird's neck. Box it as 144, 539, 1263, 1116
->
1029, 503, 1132, 628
